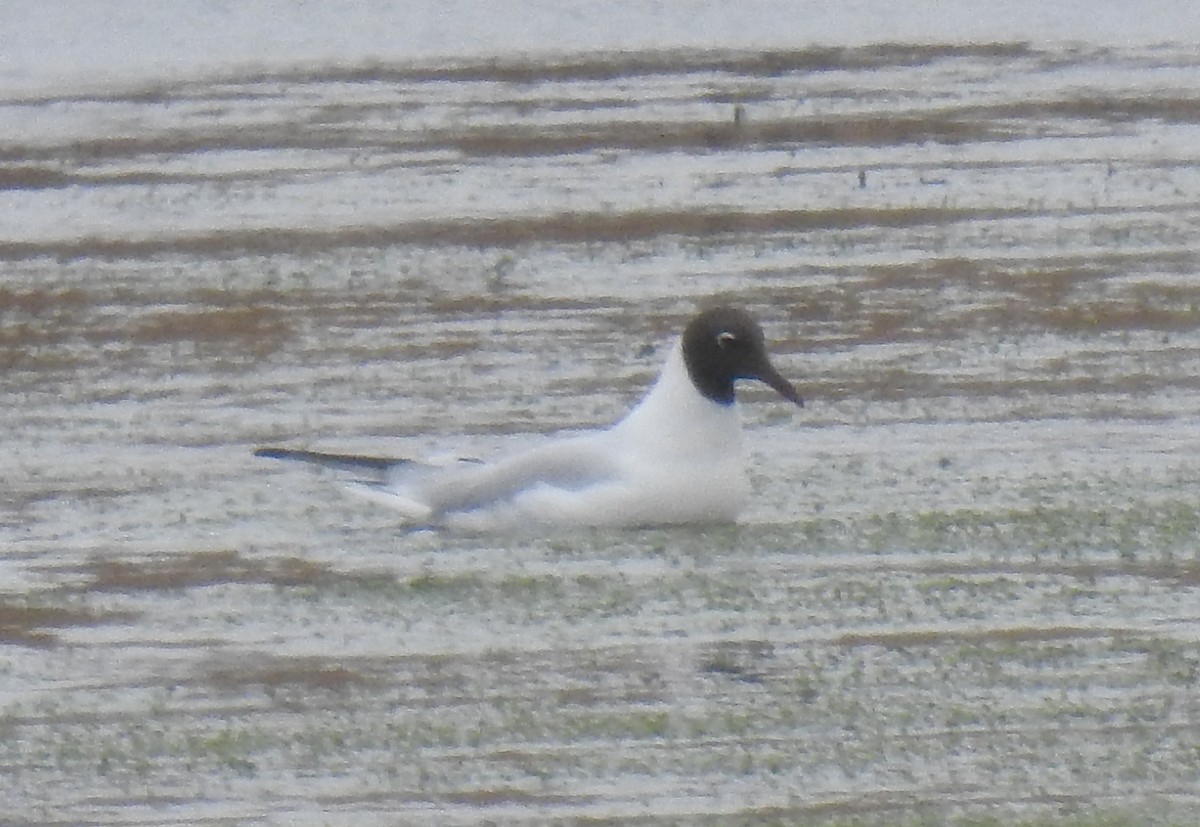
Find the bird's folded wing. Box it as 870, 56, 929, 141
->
422, 437, 618, 515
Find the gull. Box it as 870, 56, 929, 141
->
255, 305, 801, 530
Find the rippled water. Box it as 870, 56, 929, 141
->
4, 38, 1200, 825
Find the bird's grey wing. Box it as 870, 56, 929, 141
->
422, 437, 616, 516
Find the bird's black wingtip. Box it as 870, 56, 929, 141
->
252, 447, 411, 474
254, 446, 293, 460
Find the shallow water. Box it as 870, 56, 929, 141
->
4, 37, 1200, 825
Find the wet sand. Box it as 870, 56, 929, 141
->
4, 42, 1200, 824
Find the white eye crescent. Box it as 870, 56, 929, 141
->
717, 331, 737, 347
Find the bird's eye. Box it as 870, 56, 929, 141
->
717, 331, 737, 348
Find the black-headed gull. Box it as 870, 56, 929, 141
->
256, 305, 801, 530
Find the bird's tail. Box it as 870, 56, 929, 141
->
254, 446, 467, 523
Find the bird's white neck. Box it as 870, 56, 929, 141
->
613, 340, 744, 461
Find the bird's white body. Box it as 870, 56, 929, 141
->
353, 341, 750, 530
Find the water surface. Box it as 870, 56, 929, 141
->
4, 36, 1200, 826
